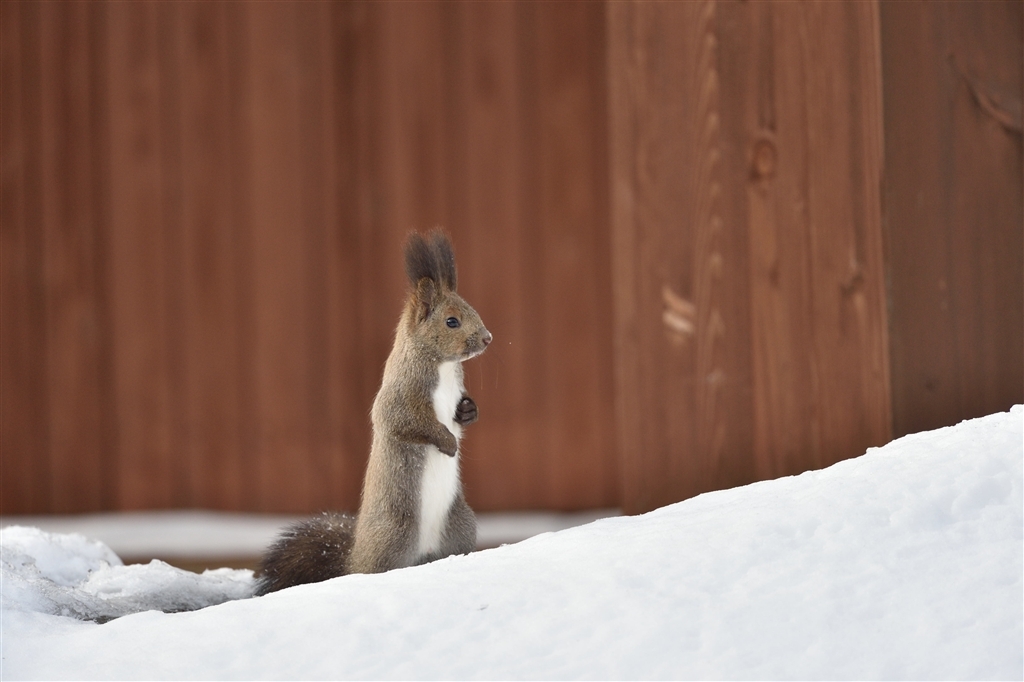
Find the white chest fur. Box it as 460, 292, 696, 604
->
431, 360, 464, 438
417, 361, 464, 557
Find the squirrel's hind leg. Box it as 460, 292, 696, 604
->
254, 512, 356, 596
438, 495, 477, 558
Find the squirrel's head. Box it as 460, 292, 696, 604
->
403, 231, 492, 362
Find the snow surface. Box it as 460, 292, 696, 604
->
2, 407, 1021, 680
1, 527, 251, 622
0, 511, 302, 561
0, 509, 617, 560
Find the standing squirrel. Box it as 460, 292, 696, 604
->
254, 231, 491, 595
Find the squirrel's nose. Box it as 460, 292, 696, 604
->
481, 331, 492, 346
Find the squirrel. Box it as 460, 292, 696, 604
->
254, 231, 491, 595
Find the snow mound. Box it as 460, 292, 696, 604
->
1, 526, 253, 622
2, 406, 1021, 680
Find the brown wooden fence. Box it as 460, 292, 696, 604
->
609, 1, 895, 511
2, 1, 1020, 516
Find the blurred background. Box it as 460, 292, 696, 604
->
2, 1, 1021, 527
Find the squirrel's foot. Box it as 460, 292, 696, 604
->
454, 396, 478, 426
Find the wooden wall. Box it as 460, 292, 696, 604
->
608, 1, 892, 512
880, 0, 1023, 437
1, 1, 617, 514
2, 1, 1021, 517
606, 0, 1021, 513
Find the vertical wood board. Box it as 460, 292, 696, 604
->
881, 0, 1023, 437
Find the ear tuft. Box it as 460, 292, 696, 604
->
404, 230, 457, 291
404, 233, 433, 287
430, 232, 457, 291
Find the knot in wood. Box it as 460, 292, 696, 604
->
751, 139, 777, 180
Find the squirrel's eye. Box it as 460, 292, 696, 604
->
446, 317, 460, 329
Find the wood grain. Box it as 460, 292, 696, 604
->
106, 3, 178, 509
609, 0, 758, 512
2, 0, 1017, 517
0, 1, 618, 514
609, 0, 892, 512
38, 2, 115, 511
175, 3, 251, 510
741, 1, 892, 479
1, 1, 52, 513
881, 0, 1023, 436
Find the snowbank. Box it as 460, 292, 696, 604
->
2, 407, 1021, 679
1, 527, 251, 622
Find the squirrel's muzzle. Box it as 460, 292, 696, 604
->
465, 329, 492, 359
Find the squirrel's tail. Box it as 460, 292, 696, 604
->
254, 512, 356, 596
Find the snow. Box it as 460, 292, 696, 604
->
0, 511, 301, 561
2, 407, 1021, 680
1, 527, 251, 622
0, 509, 617, 560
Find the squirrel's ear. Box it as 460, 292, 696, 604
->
430, 232, 457, 291
413, 277, 438, 323
405, 233, 433, 288
405, 230, 457, 292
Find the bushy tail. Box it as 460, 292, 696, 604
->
254, 512, 356, 596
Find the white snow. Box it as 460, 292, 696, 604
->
0, 527, 252, 623
0, 511, 302, 561
0, 509, 618, 559
2, 406, 1021, 680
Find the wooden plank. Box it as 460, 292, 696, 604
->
173, 2, 249, 510
383, 3, 451, 227
0, 1, 52, 513
744, 1, 891, 478
244, 4, 315, 512
106, 3, 179, 509
609, 0, 692, 513
694, 2, 757, 494
946, 1, 1023, 424
221, 2, 261, 511
607, 1, 646, 512
735, 1, 819, 480
524, 1, 617, 509
85, 2, 118, 512
295, 2, 333, 511
881, 0, 1023, 436
154, 3, 189, 507
38, 2, 116, 512
608, 1, 758, 513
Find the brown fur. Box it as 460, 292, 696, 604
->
254, 231, 490, 595
255, 513, 355, 595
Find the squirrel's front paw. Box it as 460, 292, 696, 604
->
454, 397, 478, 426
436, 429, 459, 457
